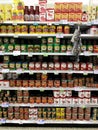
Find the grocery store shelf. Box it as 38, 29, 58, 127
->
1, 21, 97, 26
1, 52, 98, 56
0, 103, 98, 107
4, 119, 98, 124
0, 69, 94, 74
0, 34, 98, 38
0, 87, 98, 91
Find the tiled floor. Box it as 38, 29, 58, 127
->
0, 127, 98, 130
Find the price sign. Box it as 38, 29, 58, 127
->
56, 34, 63, 38
68, 71, 73, 74
16, 69, 23, 74
0, 51, 3, 55
37, 35, 41, 38
13, 51, 20, 56
2, 69, 9, 73
83, 72, 88, 75
1, 103, 9, 107
87, 22, 92, 26
83, 51, 91, 56
69, 22, 74, 26
28, 52, 33, 57
43, 53, 48, 57
1, 119, 6, 124
29, 71, 34, 75
40, 88, 44, 92
43, 71, 47, 74
13, 22, 17, 26
14, 34, 18, 38
60, 20, 68, 24
54, 71, 59, 75
47, 22, 52, 25
94, 70, 98, 74
33, 22, 38, 26
36, 120, 45, 124
19, 120, 23, 124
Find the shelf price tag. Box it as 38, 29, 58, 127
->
68, 71, 73, 74
19, 120, 23, 124
13, 21, 17, 26
60, 20, 68, 24
16, 69, 23, 74
40, 88, 44, 92
43, 53, 48, 57
30, 104, 34, 107
43, 71, 47, 74
33, 22, 38, 26
36, 120, 45, 124
1, 103, 9, 108
54, 22, 60, 25
54, 71, 59, 75
83, 71, 88, 75
1, 119, 6, 124
29, 71, 34, 75
37, 35, 41, 38
47, 22, 52, 25
56, 34, 63, 38
13, 51, 20, 56
94, 70, 98, 74
74, 87, 82, 91
0, 51, 4, 55
83, 51, 91, 56
87, 22, 92, 26
69, 22, 74, 26
14, 34, 18, 38
2, 69, 9, 73
28, 52, 33, 57
60, 88, 64, 92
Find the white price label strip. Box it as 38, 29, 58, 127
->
13, 51, 20, 56
2, 69, 9, 73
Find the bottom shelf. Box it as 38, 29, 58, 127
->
0, 120, 98, 125
1, 120, 98, 124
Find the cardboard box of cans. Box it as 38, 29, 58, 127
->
54, 2, 82, 21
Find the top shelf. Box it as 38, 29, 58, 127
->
1, 21, 98, 26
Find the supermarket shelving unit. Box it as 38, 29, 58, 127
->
0, 20, 98, 125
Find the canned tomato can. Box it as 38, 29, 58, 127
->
54, 97, 60, 104
78, 114, 84, 120
78, 91, 84, 98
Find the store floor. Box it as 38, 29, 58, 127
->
0, 127, 98, 130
